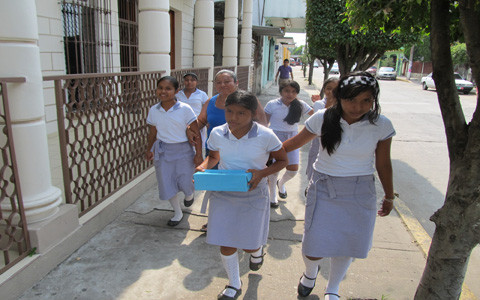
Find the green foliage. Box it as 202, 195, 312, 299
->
291, 45, 305, 55
404, 35, 432, 61
451, 42, 469, 67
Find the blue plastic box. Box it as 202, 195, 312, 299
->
194, 169, 253, 192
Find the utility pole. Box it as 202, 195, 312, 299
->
407, 45, 415, 80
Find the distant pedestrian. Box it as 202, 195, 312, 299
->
283, 71, 396, 299
306, 77, 339, 184
176, 72, 209, 147
196, 90, 287, 299
275, 59, 294, 86
265, 80, 313, 208
145, 76, 203, 227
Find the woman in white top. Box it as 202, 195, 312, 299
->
196, 90, 287, 300
284, 72, 395, 299
146, 76, 203, 227
306, 78, 339, 183
264, 80, 313, 207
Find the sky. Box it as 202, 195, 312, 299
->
285, 33, 306, 46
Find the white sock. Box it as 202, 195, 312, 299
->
168, 196, 183, 221
325, 256, 353, 296
221, 252, 241, 297
185, 193, 194, 201
278, 170, 297, 193
300, 255, 321, 288
249, 246, 263, 264
268, 173, 279, 203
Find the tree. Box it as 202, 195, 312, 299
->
306, 0, 419, 77
404, 35, 432, 62
451, 43, 469, 78
347, 0, 480, 299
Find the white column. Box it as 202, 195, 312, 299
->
138, 0, 171, 73
222, 0, 238, 66
194, 0, 215, 96
0, 1, 62, 224
239, 0, 253, 66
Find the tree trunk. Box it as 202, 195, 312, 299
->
308, 60, 314, 85
415, 0, 480, 298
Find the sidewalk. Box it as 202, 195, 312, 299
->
15, 69, 466, 300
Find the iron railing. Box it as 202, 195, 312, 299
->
237, 65, 250, 91
44, 71, 165, 216
0, 77, 31, 275
171, 68, 209, 94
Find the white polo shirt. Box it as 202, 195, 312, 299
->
176, 88, 209, 116
305, 111, 396, 176
146, 101, 197, 143
264, 98, 312, 132
313, 99, 326, 112
207, 122, 282, 170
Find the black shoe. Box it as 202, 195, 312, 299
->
277, 180, 287, 199
184, 197, 194, 207
217, 285, 242, 299
270, 202, 279, 208
297, 272, 318, 297
305, 187, 308, 197
167, 215, 183, 227
249, 247, 265, 271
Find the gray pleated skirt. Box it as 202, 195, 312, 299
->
303, 171, 377, 259
206, 180, 270, 250
306, 137, 320, 179
153, 140, 195, 201
273, 130, 299, 165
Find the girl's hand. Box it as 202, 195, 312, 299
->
246, 169, 263, 191
311, 94, 321, 102
186, 126, 199, 146
194, 154, 203, 167
378, 198, 393, 216
195, 165, 206, 173
145, 151, 154, 161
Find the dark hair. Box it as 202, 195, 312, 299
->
183, 72, 198, 81
283, 59, 289, 63
279, 80, 302, 125
225, 90, 258, 114
157, 76, 179, 90
321, 71, 381, 155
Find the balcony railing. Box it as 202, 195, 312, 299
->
0, 77, 31, 275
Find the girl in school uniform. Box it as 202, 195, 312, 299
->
306, 78, 339, 184
145, 76, 203, 227
283, 72, 396, 299
264, 80, 314, 208
196, 90, 287, 299
176, 72, 209, 147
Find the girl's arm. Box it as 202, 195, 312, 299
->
247, 147, 288, 190
307, 109, 314, 116
188, 120, 204, 167
375, 137, 394, 217
283, 127, 317, 153
186, 99, 210, 145
145, 125, 157, 161
196, 150, 220, 172
254, 98, 268, 126
265, 113, 271, 125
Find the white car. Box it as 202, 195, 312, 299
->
376, 67, 397, 80
329, 63, 339, 74
421, 73, 474, 94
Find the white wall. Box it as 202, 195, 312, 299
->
171, 0, 195, 69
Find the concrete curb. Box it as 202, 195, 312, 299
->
394, 197, 478, 300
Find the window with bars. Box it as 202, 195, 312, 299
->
62, 0, 114, 74
118, 0, 139, 72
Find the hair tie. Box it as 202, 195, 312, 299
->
340, 75, 378, 92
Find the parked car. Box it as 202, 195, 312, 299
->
313, 61, 319, 68
421, 72, 474, 94
376, 67, 397, 80
329, 63, 339, 74
366, 66, 377, 76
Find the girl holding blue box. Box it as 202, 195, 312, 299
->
196, 90, 288, 300
283, 72, 395, 299
264, 80, 314, 208
145, 76, 203, 227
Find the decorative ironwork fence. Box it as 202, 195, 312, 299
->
44, 71, 165, 216
171, 68, 209, 94
237, 65, 250, 91
0, 77, 31, 275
